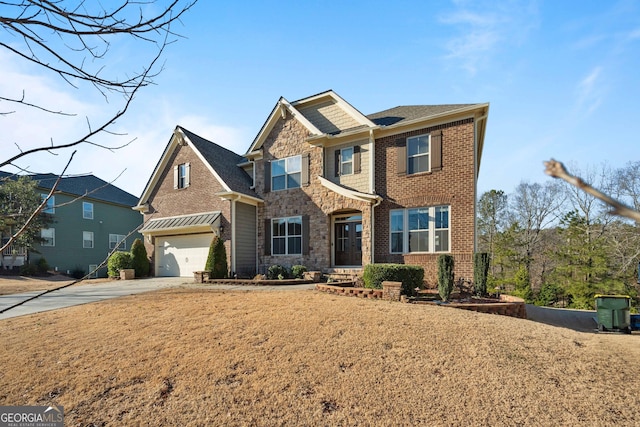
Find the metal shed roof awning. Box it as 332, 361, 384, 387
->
140, 211, 221, 236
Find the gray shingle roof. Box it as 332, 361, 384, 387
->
179, 127, 259, 200
1, 172, 138, 207
367, 104, 479, 127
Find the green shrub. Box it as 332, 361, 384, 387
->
70, 266, 85, 279
362, 263, 424, 296
20, 263, 37, 276
473, 252, 490, 297
512, 265, 533, 303
130, 238, 150, 278
267, 264, 289, 280
291, 265, 307, 279
36, 257, 49, 274
205, 236, 228, 279
437, 254, 454, 302
535, 282, 562, 306
107, 251, 132, 278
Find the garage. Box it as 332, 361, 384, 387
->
155, 233, 213, 277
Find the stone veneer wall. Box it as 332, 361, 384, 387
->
373, 119, 476, 286
255, 112, 372, 273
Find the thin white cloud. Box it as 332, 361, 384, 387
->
575, 66, 604, 116
439, 0, 539, 75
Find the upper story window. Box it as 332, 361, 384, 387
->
271, 155, 301, 191
340, 147, 353, 175
41, 228, 55, 247
41, 194, 55, 214
271, 216, 302, 255
390, 205, 450, 254
407, 135, 430, 174
174, 163, 190, 189
109, 234, 127, 250
83, 231, 94, 249
396, 130, 442, 175
83, 202, 94, 219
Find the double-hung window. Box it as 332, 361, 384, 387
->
407, 135, 430, 174
41, 194, 55, 214
83, 231, 94, 249
271, 155, 301, 191
109, 234, 127, 250
174, 163, 190, 189
41, 228, 55, 247
83, 202, 94, 219
271, 216, 302, 255
340, 147, 353, 175
390, 205, 450, 253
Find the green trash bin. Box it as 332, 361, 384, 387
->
595, 295, 631, 333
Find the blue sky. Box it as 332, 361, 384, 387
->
2, 0, 639, 198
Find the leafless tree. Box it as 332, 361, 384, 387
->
0, 0, 196, 263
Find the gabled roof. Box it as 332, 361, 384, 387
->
245, 90, 377, 156
0, 171, 138, 207
367, 104, 483, 127
136, 126, 260, 209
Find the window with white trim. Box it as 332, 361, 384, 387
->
271, 155, 301, 191
88, 264, 98, 279
83, 231, 94, 249
83, 202, 94, 219
174, 163, 190, 189
390, 205, 450, 253
41, 228, 55, 247
41, 194, 55, 214
109, 234, 127, 250
340, 147, 353, 175
271, 216, 302, 255
407, 135, 430, 174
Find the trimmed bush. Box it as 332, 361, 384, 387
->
108, 251, 132, 278
437, 254, 454, 302
130, 238, 150, 278
291, 265, 307, 279
36, 257, 49, 274
362, 263, 424, 296
267, 264, 289, 280
19, 263, 37, 276
70, 266, 86, 279
205, 236, 228, 279
473, 252, 490, 297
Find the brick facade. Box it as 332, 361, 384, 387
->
373, 119, 476, 285
142, 142, 232, 270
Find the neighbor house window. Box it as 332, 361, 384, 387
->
109, 234, 127, 250
271, 155, 301, 191
41, 228, 55, 247
390, 205, 450, 253
271, 216, 302, 255
174, 163, 190, 189
407, 135, 430, 174
83, 202, 93, 219
340, 147, 353, 175
88, 264, 98, 279
41, 194, 55, 214
83, 231, 94, 249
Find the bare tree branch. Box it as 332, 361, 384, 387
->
544, 159, 640, 223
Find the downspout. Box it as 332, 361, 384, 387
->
231, 198, 237, 275
473, 113, 488, 254
369, 129, 379, 264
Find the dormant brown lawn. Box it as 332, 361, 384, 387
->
1, 287, 639, 426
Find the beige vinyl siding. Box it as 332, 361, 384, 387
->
235, 202, 257, 277
326, 140, 370, 193
298, 101, 361, 134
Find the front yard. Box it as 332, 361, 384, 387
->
1, 287, 639, 425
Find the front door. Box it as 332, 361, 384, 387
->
334, 220, 362, 266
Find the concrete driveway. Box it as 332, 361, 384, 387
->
0, 277, 189, 320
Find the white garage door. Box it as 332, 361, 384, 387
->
156, 234, 213, 277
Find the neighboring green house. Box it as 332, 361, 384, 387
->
28, 174, 141, 278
